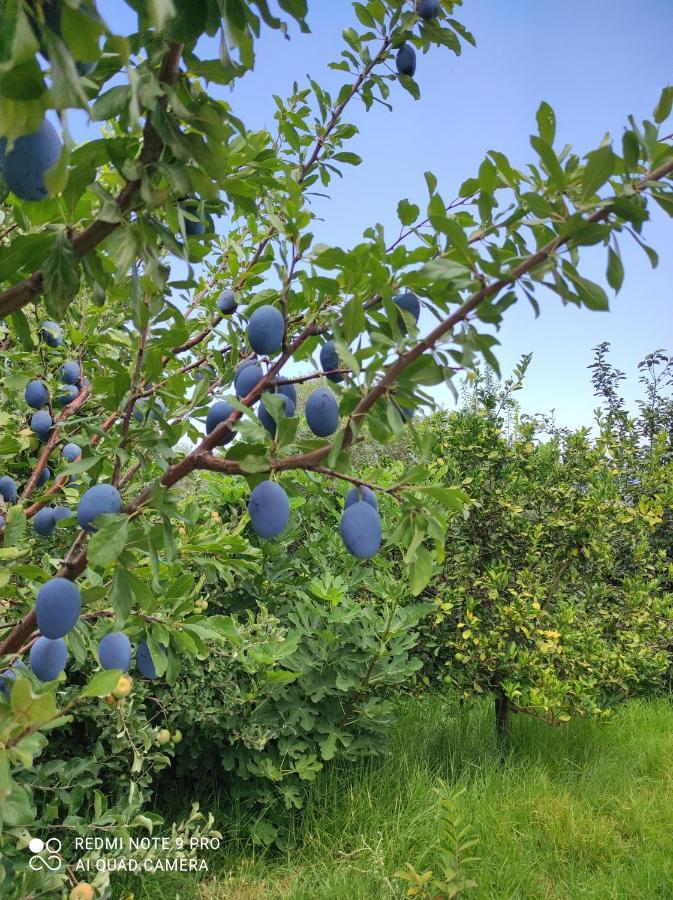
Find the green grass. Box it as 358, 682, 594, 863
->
126, 696, 673, 899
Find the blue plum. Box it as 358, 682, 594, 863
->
0, 661, 26, 699
217, 289, 237, 314
33, 508, 56, 536
31, 410, 53, 441
0, 475, 18, 503
77, 484, 122, 532
340, 501, 382, 559
180, 201, 206, 236
30, 636, 68, 681
234, 361, 264, 399
136, 640, 166, 679
258, 395, 295, 437
98, 631, 132, 672
36, 577, 81, 639
393, 291, 421, 332
206, 401, 235, 445
62, 442, 82, 463
248, 481, 290, 538
247, 305, 284, 355
60, 361, 81, 384
269, 379, 297, 407
39, 321, 62, 347
37, 467, 51, 487
396, 43, 417, 76
345, 485, 378, 511
305, 388, 339, 437
25, 380, 49, 409
418, 0, 440, 19
56, 384, 79, 406
52, 506, 73, 523
0, 119, 62, 201
319, 340, 344, 382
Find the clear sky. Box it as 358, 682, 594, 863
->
90, 1, 673, 428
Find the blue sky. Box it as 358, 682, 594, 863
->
90, 1, 672, 428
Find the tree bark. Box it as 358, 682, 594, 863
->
494, 687, 511, 748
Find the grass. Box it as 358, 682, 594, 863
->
125, 695, 673, 899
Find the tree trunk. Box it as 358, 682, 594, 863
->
494, 687, 511, 748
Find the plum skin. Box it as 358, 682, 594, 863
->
30, 636, 68, 681
0, 119, 62, 201
305, 388, 339, 437
35, 577, 82, 639
98, 632, 132, 671
248, 481, 290, 539
77, 484, 122, 532
247, 306, 285, 355
340, 501, 382, 559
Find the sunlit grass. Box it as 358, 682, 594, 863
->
128, 695, 673, 899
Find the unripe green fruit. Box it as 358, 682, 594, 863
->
172, 729, 183, 744
157, 728, 171, 745
112, 674, 133, 699
70, 883, 94, 900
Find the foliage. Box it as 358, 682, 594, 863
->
396, 783, 479, 898
417, 359, 673, 726
0, 0, 671, 893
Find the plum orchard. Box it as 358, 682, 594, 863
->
0, 0, 672, 894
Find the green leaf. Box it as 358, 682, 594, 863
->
88, 517, 129, 566
409, 545, 433, 596
653, 86, 673, 125
42, 232, 80, 320
566, 270, 610, 311
536, 101, 556, 145
397, 198, 420, 226
581, 146, 615, 200
529, 136, 565, 189
606, 246, 624, 293
80, 669, 122, 699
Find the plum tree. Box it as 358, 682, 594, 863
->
30, 636, 68, 682
76, 484, 122, 532
258, 394, 295, 437
25, 379, 49, 409
0, 3, 670, 887
206, 401, 236, 444
340, 501, 382, 559
234, 361, 264, 399
217, 289, 237, 314
31, 410, 53, 441
396, 43, 417, 77
35, 577, 82, 639
418, 0, 441, 20
98, 631, 132, 672
248, 481, 290, 538
305, 388, 339, 437
345, 485, 378, 511
33, 508, 56, 536
0, 118, 62, 201
247, 305, 285, 355
62, 442, 82, 463
39, 321, 63, 348
0, 475, 18, 503
319, 340, 345, 382
60, 361, 81, 384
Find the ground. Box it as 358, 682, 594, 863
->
128, 695, 673, 899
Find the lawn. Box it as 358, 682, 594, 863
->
127, 695, 673, 899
